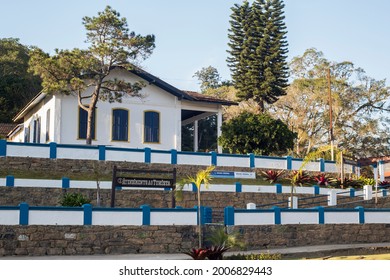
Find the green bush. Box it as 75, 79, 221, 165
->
225, 252, 282, 260
59, 192, 91, 207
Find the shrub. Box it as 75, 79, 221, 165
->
59, 192, 91, 207
206, 227, 246, 250
290, 170, 311, 186
312, 173, 332, 187
260, 170, 284, 184
184, 246, 230, 260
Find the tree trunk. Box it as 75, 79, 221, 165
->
86, 91, 99, 145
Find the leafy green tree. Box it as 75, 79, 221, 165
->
272, 48, 390, 158
29, 6, 155, 144
0, 38, 42, 123
227, 0, 289, 112
218, 112, 296, 155
193, 66, 221, 92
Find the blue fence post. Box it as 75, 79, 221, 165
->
98, 145, 106, 161
19, 202, 29, 225
319, 158, 325, 172
356, 206, 365, 224
49, 142, 57, 159
83, 204, 92, 225
275, 184, 282, 194
273, 206, 281, 225
62, 177, 70, 189
6, 175, 14, 187
144, 148, 151, 164
0, 139, 6, 156
349, 188, 355, 198
235, 182, 242, 193
314, 185, 320, 195
203, 207, 212, 224
316, 206, 325, 224
171, 149, 177, 164
141, 204, 151, 226
382, 189, 388, 197
191, 182, 197, 192
286, 156, 292, 170
211, 151, 217, 166
249, 153, 255, 169
224, 206, 235, 226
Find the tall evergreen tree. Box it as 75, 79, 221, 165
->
227, 0, 288, 112
227, 1, 252, 100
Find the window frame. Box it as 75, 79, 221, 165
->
143, 110, 160, 144
111, 108, 130, 142
78, 106, 96, 140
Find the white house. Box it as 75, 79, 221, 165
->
7, 67, 235, 152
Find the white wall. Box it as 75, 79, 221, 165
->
92, 211, 142, 225
235, 212, 274, 225
58, 68, 183, 150
29, 209, 84, 225
150, 211, 197, 225
0, 209, 19, 225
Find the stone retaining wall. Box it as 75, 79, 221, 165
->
1, 224, 390, 256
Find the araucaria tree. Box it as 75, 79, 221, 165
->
227, 0, 289, 112
29, 6, 155, 144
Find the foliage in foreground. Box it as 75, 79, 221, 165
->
59, 192, 91, 207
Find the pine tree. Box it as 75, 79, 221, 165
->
227, 1, 252, 100
227, 0, 288, 112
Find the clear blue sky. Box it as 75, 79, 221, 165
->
1, 0, 390, 91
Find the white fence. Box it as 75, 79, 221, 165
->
224, 206, 390, 225
0, 140, 358, 173
0, 203, 201, 226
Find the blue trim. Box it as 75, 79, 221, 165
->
19, 203, 29, 225
49, 142, 57, 159
171, 149, 177, 164
141, 204, 151, 225
224, 206, 235, 226
0, 139, 6, 156
203, 207, 212, 224
144, 148, 151, 163
320, 158, 325, 172
8, 142, 50, 147
273, 207, 281, 225
286, 156, 292, 170
276, 184, 282, 194
6, 175, 14, 187
249, 153, 255, 168
105, 146, 143, 153
98, 145, 106, 160
316, 206, 324, 224
83, 204, 92, 225
235, 182, 242, 193
30, 206, 84, 211
211, 151, 217, 166
314, 185, 320, 195
350, 188, 355, 198
57, 143, 98, 150
218, 153, 249, 158
62, 177, 70, 189
356, 206, 365, 224
191, 182, 197, 192
382, 189, 387, 197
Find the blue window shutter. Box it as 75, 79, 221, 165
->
112, 109, 128, 141
144, 111, 159, 143
79, 107, 95, 139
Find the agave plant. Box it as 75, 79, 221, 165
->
260, 170, 284, 184
379, 181, 390, 188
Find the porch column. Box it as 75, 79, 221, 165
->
217, 109, 223, 153
379, 161, 385, 182
194, 120, 199, 152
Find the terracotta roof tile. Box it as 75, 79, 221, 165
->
0, 123, 17, 137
